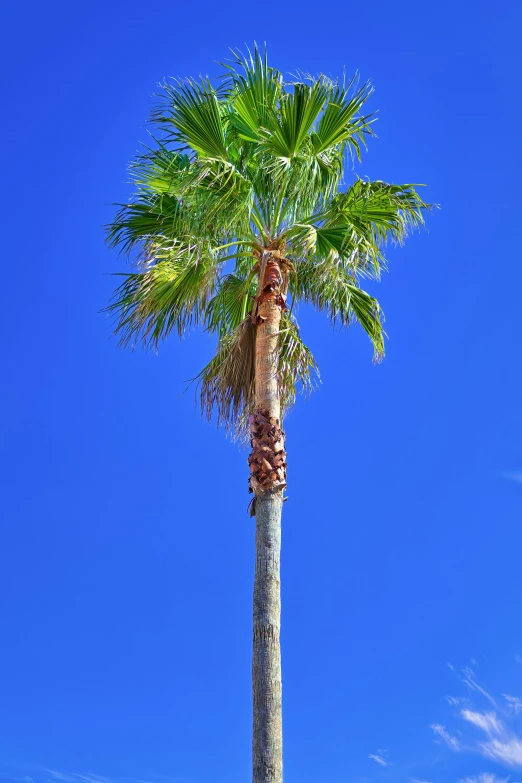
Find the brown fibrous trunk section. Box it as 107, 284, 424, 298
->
249, 251, 287, 499
248, 411, 287, 495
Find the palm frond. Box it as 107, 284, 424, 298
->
107, 148, 205, 256
278, 311, 319, 409
261, 79, 330, 159
105, 242, 220, 347
198, 312, 318, 434
326, 179, 428, 241
286, 180, 429, 279
311, 77, 375, 158
198, 316, 256, 430
132, 144, 192, 196
187, 159, 255, 235
205, 273, 256, 337
292, 259, 385, 360
106, 197, 173, 255
154, 77, 230, 161
223, 43, 283, 143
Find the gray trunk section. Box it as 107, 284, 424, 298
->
252, 490, 283, 783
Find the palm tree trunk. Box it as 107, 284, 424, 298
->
250, 252, 286, 783
252, 491, 283, 783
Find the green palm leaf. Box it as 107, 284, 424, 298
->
287, 179, 430, 280
292, 259, 385, 360
155, 77, 230, 161
312, 78, 374, 157
205, 273, 256, 337
106, 242, 220, 346
260, 79, 331, 159
224, 44, 283, 142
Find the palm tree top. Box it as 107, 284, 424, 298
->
106, 44, 430, 433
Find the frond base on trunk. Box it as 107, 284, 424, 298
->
248, 410, 287, 496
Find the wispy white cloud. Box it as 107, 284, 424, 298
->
435, 660, 522, 775
447, 695, 467, 706
462, 669, 497, 707
76, 776, 113, 783
461, 710, 504, 736
504, 695, 522, 715
456, 701, 522, 767
480, 736, 522, 767
456, 702, 522, 768
430, 723, 460, 750
368, 752, 390, 767
48, 773, 113, 783
411, 779, 433, 783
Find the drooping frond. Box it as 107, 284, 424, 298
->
292, 258, 385, 360
277, 311, 319, 409
106, 242, 220, 347
198, 312, 318, 434
199, 316, 256, 429
106, 148, 192, 256
286, 179, 430, 280
205, 273, 257, 337
325, 179, 428, 243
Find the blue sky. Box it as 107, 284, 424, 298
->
1, 1, 522, 782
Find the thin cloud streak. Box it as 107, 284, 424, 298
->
461, 668, 497, 707
77, 777, 113, 783
48, 773, 114, 783
430, 723, 460, 750
368, 753, 390, 767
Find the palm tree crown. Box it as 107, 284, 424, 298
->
106, 45, 429, 433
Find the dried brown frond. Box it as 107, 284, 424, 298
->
198, 317, 256, 432
197, 312, 319, 438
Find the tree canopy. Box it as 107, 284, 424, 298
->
106, 45, 429, 432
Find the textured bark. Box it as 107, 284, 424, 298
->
248, 411, 287, 494
253, 491, 283, 783
251, 251, 285, 783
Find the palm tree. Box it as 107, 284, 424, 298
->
106, 45, 429, 783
